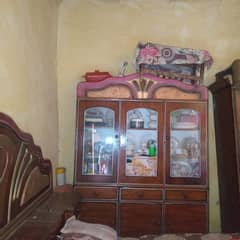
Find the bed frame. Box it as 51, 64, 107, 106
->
0, 112, 53, 239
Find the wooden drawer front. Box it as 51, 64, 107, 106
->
77, 202, 116, 229
121, 188, 162, 201
75, 187, 117, 199
120, 203, 162, 237
165, 204, 208, 233
166, 190, 207, 201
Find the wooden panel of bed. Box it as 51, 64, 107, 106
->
0, 112, 53, 239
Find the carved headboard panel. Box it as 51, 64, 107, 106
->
0, 112, 52, 235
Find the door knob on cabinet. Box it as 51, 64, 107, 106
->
114, 134, 120, 144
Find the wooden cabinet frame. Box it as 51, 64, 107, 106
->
74, 73, 209, 236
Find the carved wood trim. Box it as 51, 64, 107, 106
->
153, 87, 200, 100
20, 167, 50, 206
87, 85, 131, 98
0, 148, 8, 184
0, 112, 52, 232
77, 73, 208, 101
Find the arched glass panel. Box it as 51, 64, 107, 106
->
82, 107, 114, 175
125, 108, 158, 177
170, 109, 201, 178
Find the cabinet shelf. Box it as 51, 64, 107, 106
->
85, 125, 113, 129
127, 128, 157, 131
171, 127, 199, 131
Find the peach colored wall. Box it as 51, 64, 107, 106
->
0, 0, 59, 177
57, 0, 240, 232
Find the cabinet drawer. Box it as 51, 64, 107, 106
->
121, 188, 162, 201
120, 203, 162, 237
166, 190, 207, 201
75, 187, 117, 199
165, 204, 208, 233
77, 202, 116, 229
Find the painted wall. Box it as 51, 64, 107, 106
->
57, 0, 240, 232
0, 0, 59, 176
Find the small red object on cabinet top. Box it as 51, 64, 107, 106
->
84, 70, 112, 82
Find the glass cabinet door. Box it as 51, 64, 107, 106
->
125, 108, 158, 177
170, 109, 200, 178
83, 107, 115, 176
166, 103, 207, 185
119, 102, 164, 184
75, 101, 119, 183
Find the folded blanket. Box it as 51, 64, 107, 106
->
60, 216, 117, 240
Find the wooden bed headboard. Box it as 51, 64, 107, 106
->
0, 112, 52, 237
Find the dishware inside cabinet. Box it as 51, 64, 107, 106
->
83, 107, 115, 176
126, 108, 158, 177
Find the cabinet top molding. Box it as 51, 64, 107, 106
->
77, 73, 208, 101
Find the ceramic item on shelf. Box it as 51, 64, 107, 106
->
171, 160, 192, 177
130, 118, 144, 128
173, 148, 188, 160
85, 108, 104, 125
181, 137, 199, 159
171, 110, 198, 129
128, 109, 144, 128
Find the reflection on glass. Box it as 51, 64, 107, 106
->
170, 109, 201, 178
82, 107, 114, 175
125, 108, 158, 177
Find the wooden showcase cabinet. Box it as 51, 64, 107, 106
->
74, 73, 209, 237
209, 60, 240, 232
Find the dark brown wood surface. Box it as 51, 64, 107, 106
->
166, 190, 207, 201
76, 202, 116, 228
75, 186, 117, 199
121, 188, 162, 201
165, 204, 208, 233
7, 192, 79, 240
0, 112, 52, 240
209, 60, 240, 232
120, 203, 162, 237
